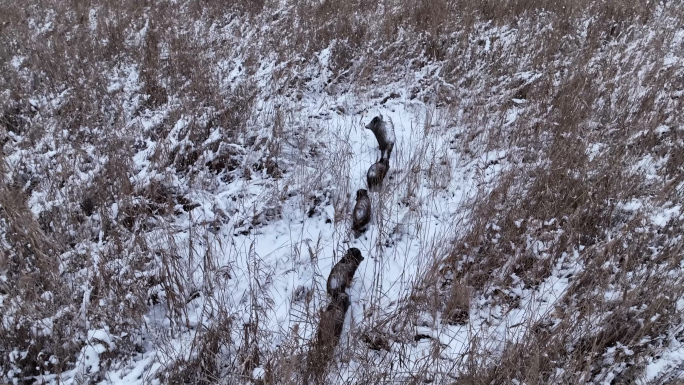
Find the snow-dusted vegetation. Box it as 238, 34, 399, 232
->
2, 0, 684, 383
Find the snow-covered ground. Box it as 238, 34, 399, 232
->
11, 44, 514, 380
4, 3, 684, 384
72, 92, 487, 383
24, 61, 586, 384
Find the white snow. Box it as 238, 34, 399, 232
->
651, 205, 681, 227
619, 199, 643, 213
111, 203, 119, 219
656, 125, 671, 135
88, 8, 98, 31
641, 329, 684, 384
253, 367, 265, 380
11, 56, 25, 69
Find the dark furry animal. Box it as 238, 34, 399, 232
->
366, 157, 389, 192
326, 248, 364, 298
361, 332, 391, 351
307, 293, 351, 384
365, 115, 395, 161
352, 189, 371, 237
316, 293, 351, 346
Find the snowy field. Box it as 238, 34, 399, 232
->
23, 52, 511, 383
29, 61, 605, 384
3, 2, 684, 384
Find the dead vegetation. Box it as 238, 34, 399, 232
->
1, 0, 684, 383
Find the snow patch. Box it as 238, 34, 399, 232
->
651, 205, 681, 227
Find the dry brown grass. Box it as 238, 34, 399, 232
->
1, 0, 684, 383
424, 4, 684, 382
